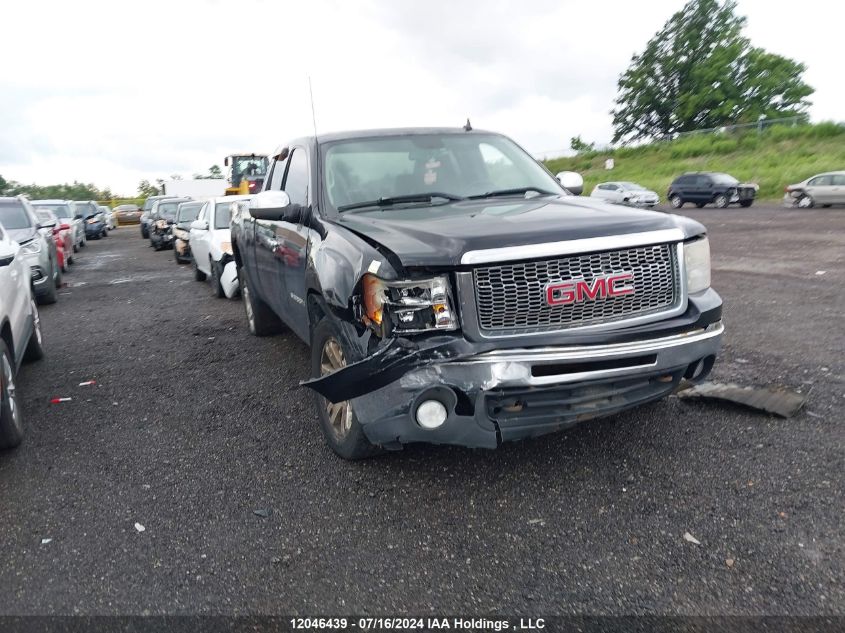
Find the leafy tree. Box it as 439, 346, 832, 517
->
138, 179, 160, 197
192, 165, 224, 180
570, 136, 595, 154
0, 174, 8, 195
612, 0, 813, 143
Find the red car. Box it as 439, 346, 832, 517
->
35, 209, 74, 272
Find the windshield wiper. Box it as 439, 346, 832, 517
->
467, 187, 558, 200
337, 192, 464, 212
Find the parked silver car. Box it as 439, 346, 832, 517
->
31, 199, 86, 251
98, 205, 116, 231
0, 196, 60, 304
785, 171, 845, 208
591, 181, 660, 207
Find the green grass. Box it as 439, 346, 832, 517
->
543, 122, 845, 200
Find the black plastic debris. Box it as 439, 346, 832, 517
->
253, 508, 272, 518
677, 382, 808, 418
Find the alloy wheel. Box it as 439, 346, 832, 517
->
320, 337, 352, 440
1, 353, 21, 435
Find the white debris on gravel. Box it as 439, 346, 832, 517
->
134, 522, 146, 533
683, 532, 701, 545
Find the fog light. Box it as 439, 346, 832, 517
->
415, 400, 447, 429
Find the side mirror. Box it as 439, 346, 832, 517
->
249, 190, 296, 222
556, 171, 584, 196
190, 219, 209, 231
75, 214, 83, 220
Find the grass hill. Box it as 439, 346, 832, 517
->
543, 122, 845, 201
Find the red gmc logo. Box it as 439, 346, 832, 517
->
545, 272, 634, 306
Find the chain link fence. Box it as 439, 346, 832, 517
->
672, 115, 810, 139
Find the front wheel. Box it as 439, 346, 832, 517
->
310, 317, 381, 460
669, 194, 683, 209
797, 195, 814, 209
241, 270, 283, 336
714, 194, 729, 208
210, 258, 225, 298
193, 259, 206, 281
0, 340, 24, 449
23, 300, 45, 362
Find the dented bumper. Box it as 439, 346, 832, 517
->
311, 320, 724, 449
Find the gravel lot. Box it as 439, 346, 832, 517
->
0, 204, 842, 616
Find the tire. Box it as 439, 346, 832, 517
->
669, 194, 683, 209
80, 235, 86, 248
310, 317, 381, 460
210, 258, 225, 298
141, 226, 149, 239
822, 204, 832, 208
714, 193, 729, 208
53, 257, 62, 289
37, 264, 59, 305
0, 339, 24, 449
68, 253, 74, 265
23, 300, 45, 362
174, 249, 182, 264
695, 202, 706, 208
193, 259, 207, 281
740, 200, 753, 208
241, 269, 283, 336
73, 242, 79, 253
797, 195, 814, 209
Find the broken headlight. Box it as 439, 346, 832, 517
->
362, 274, 457, 335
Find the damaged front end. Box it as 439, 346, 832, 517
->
303, 265, 725, 450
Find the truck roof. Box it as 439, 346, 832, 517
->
273, 127, 499, 158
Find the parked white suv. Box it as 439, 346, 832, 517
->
0, 220, 45, 448
190, 195, 251, 297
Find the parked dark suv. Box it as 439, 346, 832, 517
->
232, 127, 723, 460
668, 172, 757, 209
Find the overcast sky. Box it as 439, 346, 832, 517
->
0, 0, 839, 195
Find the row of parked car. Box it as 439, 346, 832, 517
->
140, 193, 245, 298
0, 196, 120, 448
590, 169, 845, 210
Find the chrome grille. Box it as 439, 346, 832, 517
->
473, 243, 680, 332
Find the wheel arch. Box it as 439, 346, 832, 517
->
0, 319, 13, 362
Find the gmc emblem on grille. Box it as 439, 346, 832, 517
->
545, 272, 635, 306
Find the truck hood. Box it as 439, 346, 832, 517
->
335, 196, 704, 268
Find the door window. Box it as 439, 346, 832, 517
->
283, 149, 309, 207
808, 175, 832, 186
830, 175, 845, 186
269, 152, 289, 191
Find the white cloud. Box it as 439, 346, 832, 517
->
0, 0, 840, 195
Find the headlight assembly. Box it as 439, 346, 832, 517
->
362, 274, 457, 335
684, 237, 711, 294
21, 239, 42, 255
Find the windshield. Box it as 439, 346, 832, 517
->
177, 203, 202, 223
74, 202, 96, 218
322, 133, 562, 212
214, 202, 234, 229
233, 156, 267, 177
36, 210, 56, 224
34, 203, 72, 218
711, 173, 739, 185
156, 202, 179, 220
0, 201, 33, 229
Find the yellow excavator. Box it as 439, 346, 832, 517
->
224, 153, 269, 195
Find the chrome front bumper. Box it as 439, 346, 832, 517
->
355, 322, 724, 449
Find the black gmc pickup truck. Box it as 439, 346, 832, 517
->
231, 127, 723, 459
